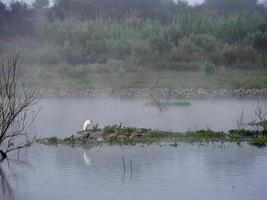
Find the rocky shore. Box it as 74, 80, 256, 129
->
40, 88, 267, 99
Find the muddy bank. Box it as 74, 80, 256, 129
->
40, 88, 267, 99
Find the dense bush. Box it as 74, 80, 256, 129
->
250, 31, 267, 50
201, 61, 217, 75
221, 44, 257, 68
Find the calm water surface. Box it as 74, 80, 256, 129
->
2, 143, 267, 200
1, 98, 267, 200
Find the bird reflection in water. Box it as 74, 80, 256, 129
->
83, 152, 91, 166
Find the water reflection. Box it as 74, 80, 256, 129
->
83, 152, 91, 166
0, 166, 14, 200
1, 143, 264, 200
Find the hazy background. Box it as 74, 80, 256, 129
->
2, 0, 205, 6
1, 0, 267, 91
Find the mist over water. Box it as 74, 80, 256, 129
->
34, 97, 267, 137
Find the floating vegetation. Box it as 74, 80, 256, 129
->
36, 125, 267, 148
145, 101, 191, 107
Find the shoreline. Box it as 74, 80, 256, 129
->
39, 88, 267, 99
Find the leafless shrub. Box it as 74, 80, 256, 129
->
248, 102, 267, 132
0, 53, 40, 161
149, 88, 172, 112
237, 108, 245, 130
254, 102, 266, 122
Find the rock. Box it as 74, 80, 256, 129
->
96, 137, 104, 143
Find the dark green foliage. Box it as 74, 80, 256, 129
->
201, 61, 216, 75
250, 136, 267, 147
229, 129, 256, 137
37, 136, 59, 145
221, 44, 257, 69
150, 33, 172, 53
250, 31, 267, 50
1, 0, 267, 71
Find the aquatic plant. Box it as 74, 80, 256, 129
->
37, 125, 267, 148
145, 101, 191, 107
250, 136, 267, 148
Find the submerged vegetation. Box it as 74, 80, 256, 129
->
37, 124, 267, 148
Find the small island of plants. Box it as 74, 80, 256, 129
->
37, 124, 267, 148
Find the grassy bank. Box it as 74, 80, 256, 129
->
23, 67, 267, 90
37, 125, 267, 148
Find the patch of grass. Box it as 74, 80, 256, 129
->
145, 101, 191, 107
36, 125, 267, 148
169, 101, 191, 106
250, 136, 267, 148
22, 68, 267, 90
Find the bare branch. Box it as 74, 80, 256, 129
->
0, 53, 40, 161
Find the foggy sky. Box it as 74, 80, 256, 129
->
0, 0, 204, 6
1, 0, 265, 6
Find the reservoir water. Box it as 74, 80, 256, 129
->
1, 97, 267, 200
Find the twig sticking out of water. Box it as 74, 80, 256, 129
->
121, 155, 126, 183
122, 155, 126, 172
237, 108, 245, 130
130, 160, 133, 180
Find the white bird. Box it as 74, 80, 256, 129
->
83, 152, 91, 166
83, 120, 93, 131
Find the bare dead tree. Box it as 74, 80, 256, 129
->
149, 70, 172, 112
255, 102, 266, 122
237, 108, 245, 130
248, 102, 267, 133
149, 88, 171, 112
0, 53, 40, 161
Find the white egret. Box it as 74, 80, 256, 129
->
83, 120, 93, 131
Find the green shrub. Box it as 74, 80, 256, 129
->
222, 44, 257, 68
187, 34, 218, 52
201, 61, 217, 74
59, 46, 86, 65
250, 31, 267, 50
106, 59, 128, 77
57, 64, 91, 80
150, 33, 172, 53
250, 137, 267, 148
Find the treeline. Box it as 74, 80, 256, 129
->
1, 0, 267, 71
0, 1, 35, 37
